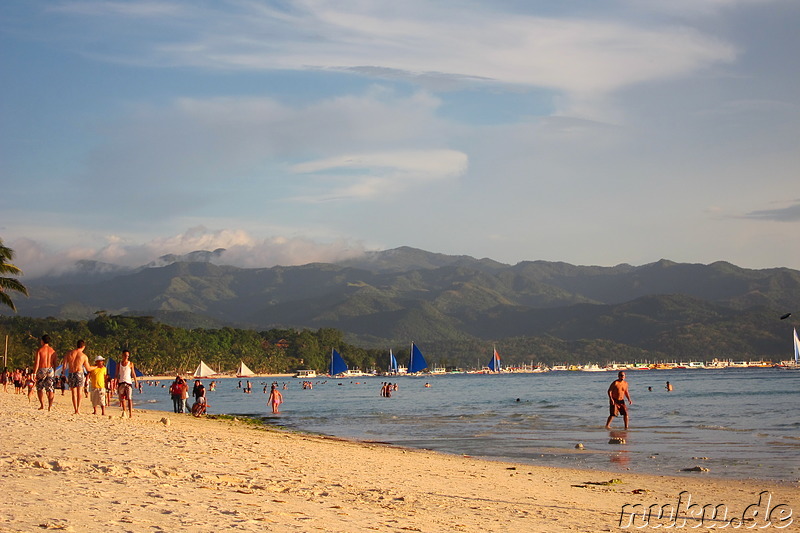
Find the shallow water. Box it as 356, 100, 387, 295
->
136, 368, 800, 482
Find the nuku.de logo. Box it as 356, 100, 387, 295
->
619, 490, 793, 529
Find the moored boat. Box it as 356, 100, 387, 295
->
328, 348, 349, 377
236, 361, 255, 378
487, 347, 502, 373
407, 343, 429, 375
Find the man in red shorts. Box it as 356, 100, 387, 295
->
605, 371, 632, 429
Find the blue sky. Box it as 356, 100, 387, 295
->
1, 0, 799, 278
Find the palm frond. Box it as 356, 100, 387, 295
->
0, 291, 17, 312
0, 263, 23, 276
0, 278, 29, 296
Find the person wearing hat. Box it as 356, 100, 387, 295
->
88, 356, 108, 415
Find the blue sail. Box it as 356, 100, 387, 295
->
329, 349, 348, 376
389, 350, 398, 372
488, 348, 501, 372
408, 343, 428, 374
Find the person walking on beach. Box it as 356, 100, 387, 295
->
605, 371, 632, 429
33, 334, 58, 411
268, 384, 283, 414
180, 378, 189, 412
61, 340, 93, 414
169, 376, 183, 413
87, 356, 108, 415
115, 350, 138, 417
12, 368, 23, 394
25, 370, 35, 401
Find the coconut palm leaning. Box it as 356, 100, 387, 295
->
0, 239, 28, 312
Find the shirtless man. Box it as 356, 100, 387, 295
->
115, 350, 138, 417
605, 371, 632, 429
33, 334, 58, 411
61, 340, 94, 414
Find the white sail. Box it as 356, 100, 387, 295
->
794, 328, 800, 365
236, 361, 255, 377
193, 360, 216, 378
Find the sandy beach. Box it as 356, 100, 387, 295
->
1, 391, 796, 532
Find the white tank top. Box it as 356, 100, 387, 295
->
118, 363, 133, 384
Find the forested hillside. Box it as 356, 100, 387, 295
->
4, 248, 798, 364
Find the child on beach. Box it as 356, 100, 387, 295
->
25, 372, 35, 402
88, 356, 108, 415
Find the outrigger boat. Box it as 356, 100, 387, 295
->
407, 343, 429, 375
487, 347, 501, 373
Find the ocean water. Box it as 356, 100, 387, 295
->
135, 368, 800, 482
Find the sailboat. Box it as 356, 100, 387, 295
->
193, 360, 216, 378
487, 346, 501, 372
388, 349, 399, 374
236, 361, 255, 378
407, 343, 429, 374
795, 328, 800, 367
329, 348, 348, 377
780, 328, 800, 369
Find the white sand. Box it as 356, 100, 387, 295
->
1, 391, 796, 532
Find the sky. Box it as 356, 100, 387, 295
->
1, 0, 799, 279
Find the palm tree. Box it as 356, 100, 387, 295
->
0, 239, 28, 312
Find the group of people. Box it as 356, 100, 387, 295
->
0, 367, 36, 397
13, 339, 647, 431
380, 382, 398, 397
24, 335, 139, 417
169, 376, 208, 416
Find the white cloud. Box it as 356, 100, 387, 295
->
10, 227, 371, 279
289, 149, 469, 201
49, 1, 737, 98
77, 89, 456, 206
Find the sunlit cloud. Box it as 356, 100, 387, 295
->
78, 89, 452, 203
10, 227, 371, 279
289, 149, 469, 201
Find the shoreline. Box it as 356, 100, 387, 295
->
2, 391, 797, 532
135, 374, 798, 485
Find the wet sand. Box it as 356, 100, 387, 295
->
1, 391, 796, 532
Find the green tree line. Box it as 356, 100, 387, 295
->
0, 314, 390, 375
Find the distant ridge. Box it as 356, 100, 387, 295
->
8, 246, 800, 360
337, 246, 507, 273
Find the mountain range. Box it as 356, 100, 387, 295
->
8, 247, 800, 362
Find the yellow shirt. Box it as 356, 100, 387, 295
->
88, 366, 107, 390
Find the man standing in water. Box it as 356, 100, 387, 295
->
605, 371, 632, 429
33, 335, 58, 411
115, 350, 138, 417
